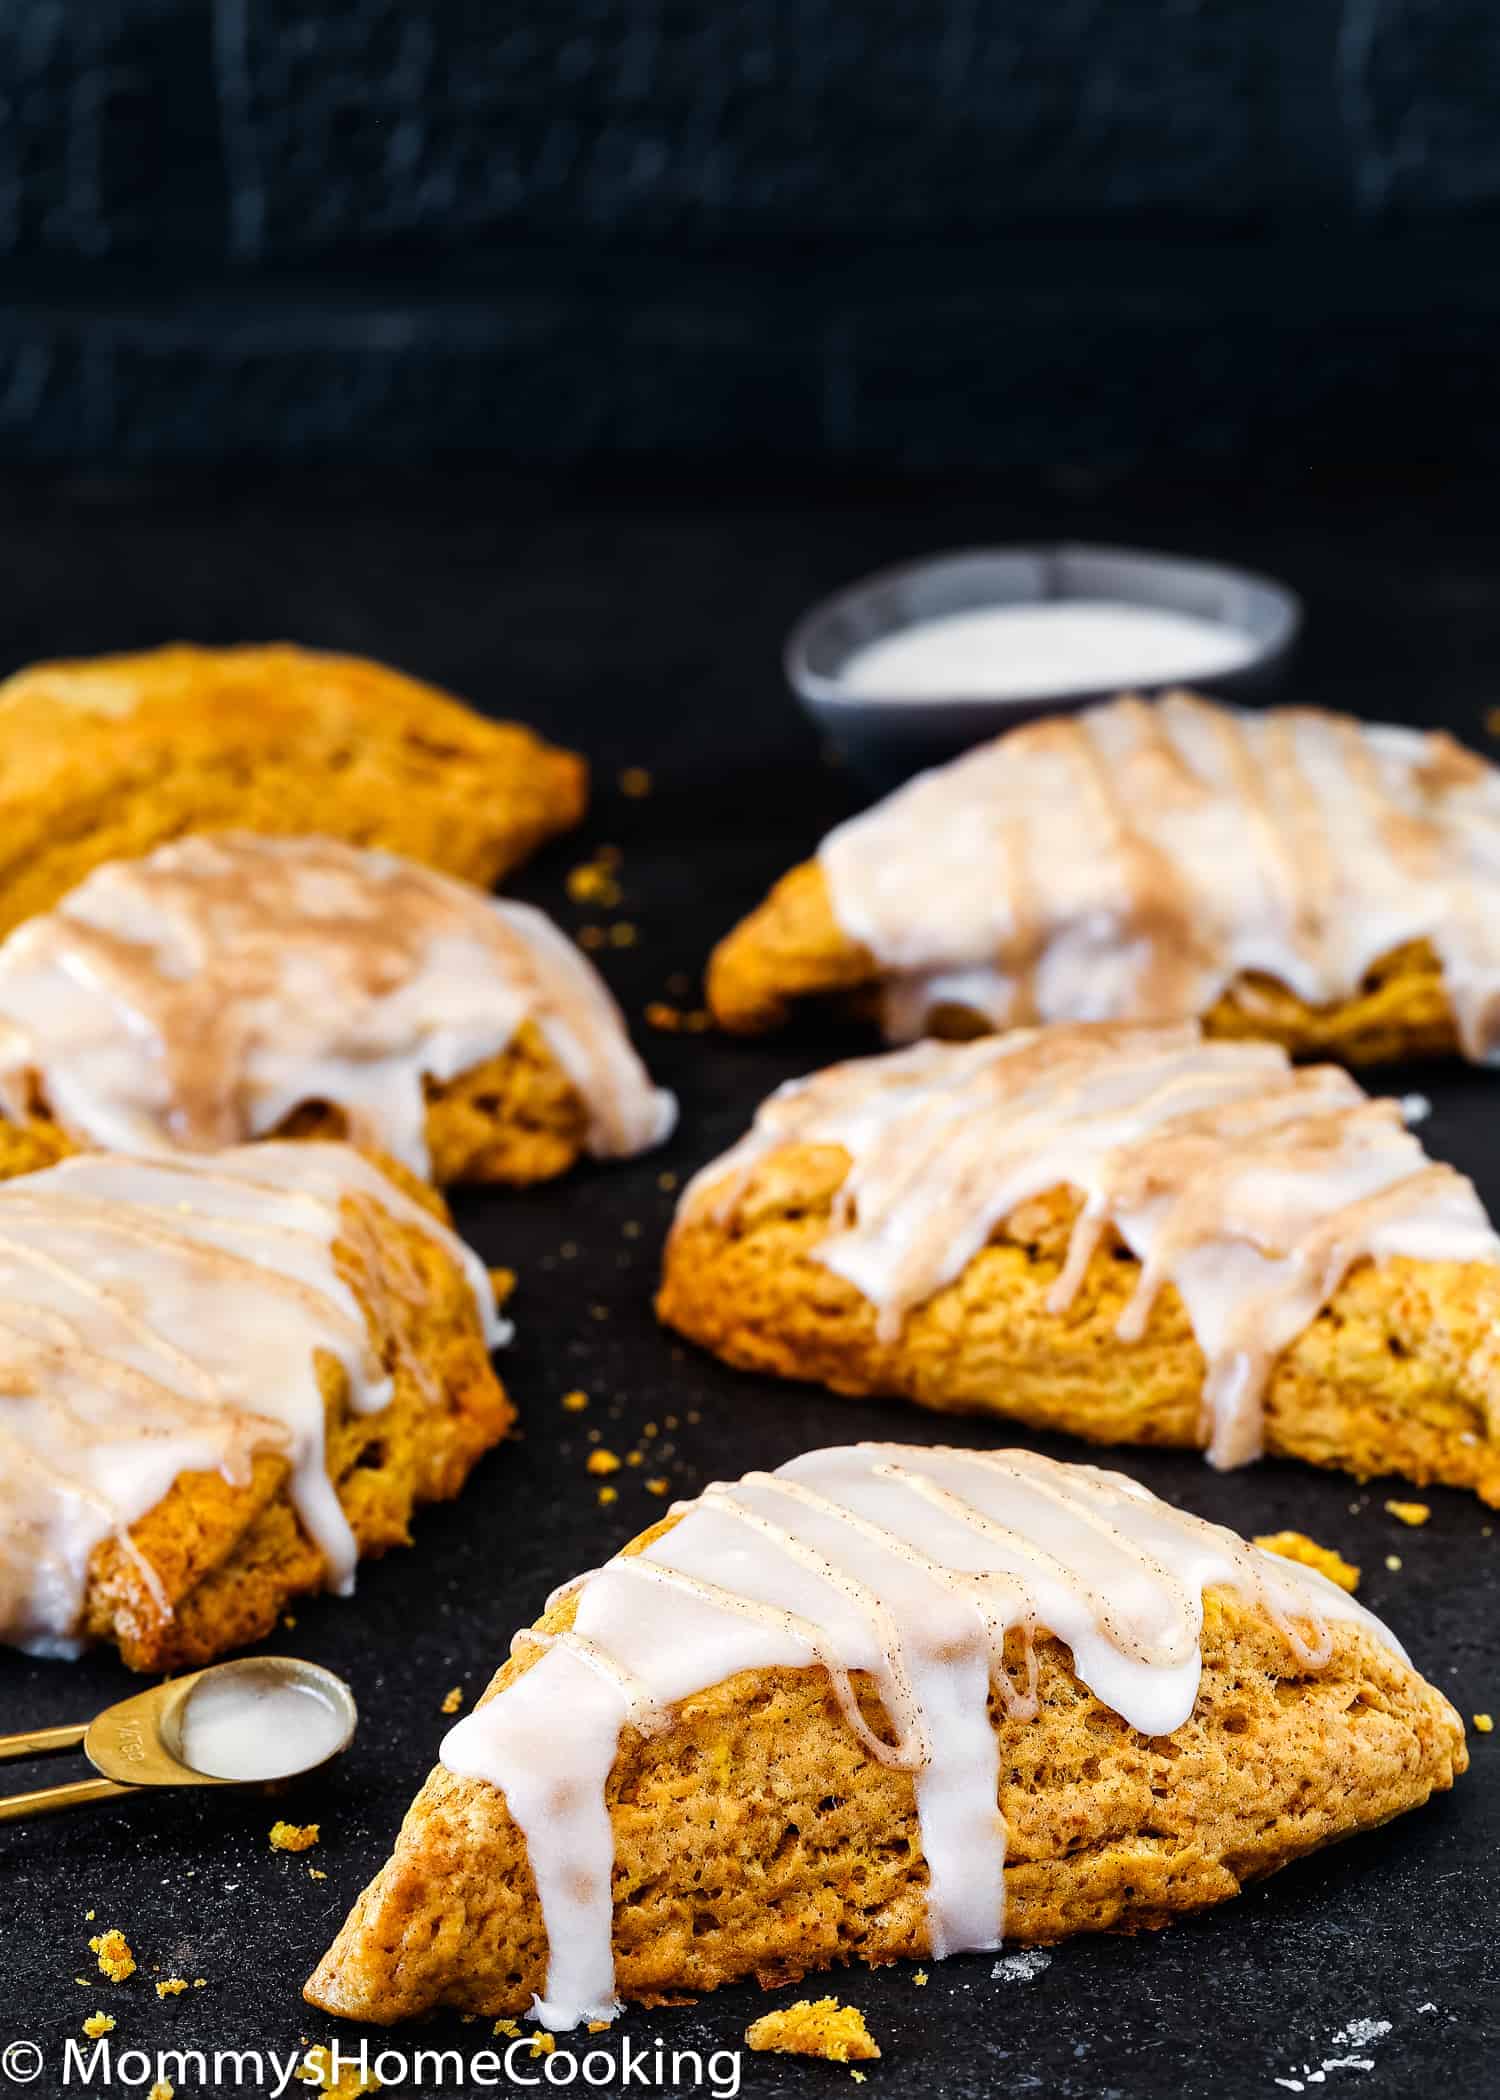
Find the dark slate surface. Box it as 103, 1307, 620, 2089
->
1, 3, 1499, 464
0, 463, 1498, 2100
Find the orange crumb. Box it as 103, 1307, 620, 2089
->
566, 862, 622, 908
1253, 1531, 1360, 1593
657, 1171, 678, 1192
440, 1687, 464, 1715
578, 925, 606, 950
608, 922, 638, 948
646, 1478, 671, 1497
296, 2044, 380, 2094
283, 1615, 297, 1630
85, 1909, 96, 1922
1385, 1499, 1431, 1526
913, 1969, 929, 1985
489, 1267, 517, 1308
586, 1449, 621, 1476
309, 1868, 327, 1881
270, 1821, 320, 1853
155, 1977, 189, 1999
587, 2021, 613, 2034
194, 1979, 206, 1989
746, 1998, 882, 2063
530, 2034, 557, 2059
89, 1929, 136, 1983
149, 2082, 174, 2100
619, 767, 653, 798
1475, 1713, 1494, 1733
597, 1485, 618, 1507
493, 2020, 520, 2039
83, 2013, 116, 2038
625, 1449, 644, 1467
562, 1389, 589, 1413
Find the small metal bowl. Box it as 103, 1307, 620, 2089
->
786, 542, 1302, 785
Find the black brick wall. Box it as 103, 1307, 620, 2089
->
0, 2, 1495, 464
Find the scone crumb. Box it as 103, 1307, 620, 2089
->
586, 1448, 621, 1476
82, 2013, 116, 2038
149, 2082, 174, 2100
1384, 1499, 1430, 1526
297, 2044, 380, 2094
440, 1686, 464, 1715
619, 767, 652, 798
155, 1977, 189, 1999
1475, 1713, 1494, 1733
745, 1999, 882, 2063
597, 1485, 618, 1507
913, 1970, 928, 1986
587, 2021, 613, 2034
567, 860, 622, 908
85, 1909, 96, 1922
194, 1978, 207, 1989
645, 1477, 671, 1497
529, 2034, 556, 2059
489, 1267, 517, 1309
1385, 1554, 1403, 1572
270, 1821, 320, 1853
493, 2020, 519, 2039
89, 1929, 137, 1983
562, 1389, 590, 1413
1253, 1531, 1360, 1593
309, 1868, 327, 1881
645, 1000, 712, 1034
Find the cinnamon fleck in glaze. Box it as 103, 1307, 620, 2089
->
441, 1441, 1399, 2028
819, 693, 1500, 1053
0, 1142, 502, 1655
0, 834, 675, 1176
674, 1024, 1500, 1467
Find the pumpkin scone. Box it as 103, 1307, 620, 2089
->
0, 833, 674, 1185
658, 1024, 1500, 1501
306, 1444, 1464, 2026
707, 689, 1500, 1064
0, 1141, 510, 1667
0, 641, 586, 935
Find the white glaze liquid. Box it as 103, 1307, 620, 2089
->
441, 1442, 1399, 2029
179, 1668, 349, 1780
840, 603, 1255, 701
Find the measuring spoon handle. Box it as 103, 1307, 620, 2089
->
0, 1775, 133, 1822
0, 1721, 87, 1762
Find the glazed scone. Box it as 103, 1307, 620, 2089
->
0, 642, 586, 935
707, 691, 1495, 1064
306, 1445, 1464, 2025
658, 1024, 1500, 1502
0, 833, 675, 1184
0, 1142, 511, 1669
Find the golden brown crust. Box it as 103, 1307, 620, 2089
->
0, 643, 587, 934
306, 1518, 1465, 2023
706, 859, 1462, 1062
657, 1161, 1500, 1506
78, 1157, 513, 1671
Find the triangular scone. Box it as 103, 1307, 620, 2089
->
659, 1025, 1500, 1502
0, 1142, 510, 1667
0, 834, 674, 1185
707, 692, 1494, 1066
0, 642, 587, 936
307, 1445, 1465, 2027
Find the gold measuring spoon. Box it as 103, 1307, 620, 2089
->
0, 1655, 357, 1822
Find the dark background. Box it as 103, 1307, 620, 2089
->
0, 7, 1498, 2099
0, 1, 1497, 469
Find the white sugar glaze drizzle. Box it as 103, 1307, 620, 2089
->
818, 691, 1500, 1055
0, 1141, 503, 1656
440, 1441, 1400, 2029
675, 1024, 1500, 1467
0, 833, 676, 1175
